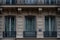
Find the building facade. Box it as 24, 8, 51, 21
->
0, 0, 60, 40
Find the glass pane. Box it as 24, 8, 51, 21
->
45, 0, 49, 4
11, 17, 16, 31
24, 16, 36, 37
25, 0, 37, 4
51, 16, 56, 31
45, 16, 49, 31
0, 0, 2, 4
12, 0, 16, 4
51, 0, 56, 4
5, 17, 10, 31
57, 0, 60, 4
44, 16, 56, 37
25, 16, 36, 31
45, 16, 56, 31
5, 16, 16, 37
30, 0, 37, 4
6, 0, 10, 4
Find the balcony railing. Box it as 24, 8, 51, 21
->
44, 31, 57, 37
0, 0, 60, 5
23, 31, 37, 38
3, 31, 16, 37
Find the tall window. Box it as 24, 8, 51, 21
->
44, 16, 57, 37
45, 0, 49, 4
57, 0, 60, 4
44, 0, 56, 5
51, 0, 56, 4
25, 0, 37, 4
0, 0, 2, 4
23, 16, 36, 38
6, 0, 11, 4
6, 0, 16, 4
3, 16, 16, 37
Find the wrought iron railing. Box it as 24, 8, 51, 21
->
3, 31, 16, 37
0, 0, 60, 5
44, 31, 57, 37
1, 31, 59, 38
23, 31, 37, 38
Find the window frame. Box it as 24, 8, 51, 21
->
44, 16, 57, 37
3, 16, 16, 37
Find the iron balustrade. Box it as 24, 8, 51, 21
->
3, 31, 16, 37
1, 31, 59, 38
23, 31, 37, 38
0, 0, 60, 5
44, 31, 57, 37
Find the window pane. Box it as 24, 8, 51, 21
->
51, 16, 56, 31
12, 0, 16, 4
25, 0, 37, 4
57, 0, 60, 4
5, 17, 10, 31
51, 0, 56, 4
45, 17, 49, 31
6, 0, 10, 4
4, 16, 16, 37
11, 17, 16, 31
24, 16, 36, 37
45, 0, 49, 4
44, 16, 57, 37
25, 16, 36, 31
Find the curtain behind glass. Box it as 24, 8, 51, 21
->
24, 16, 36, 37
11, 17, 16, 31
5, 17, 10, 31
5, 16, 16, 37
45, 17, 49, 31
45, 16, 56, 37
45, 16, 56, 31
25, 16, 36, 31
5, 16, 15, 31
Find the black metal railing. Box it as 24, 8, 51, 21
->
23, 31, 37, 38
44, 31, 57, 37
3, 31, 16, 37
0, 0, 60, 5
1, 31, 58, 38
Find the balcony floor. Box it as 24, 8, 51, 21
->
16, 38, 60, 40
0, 5, 60, 8
0, 38, 60, 40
